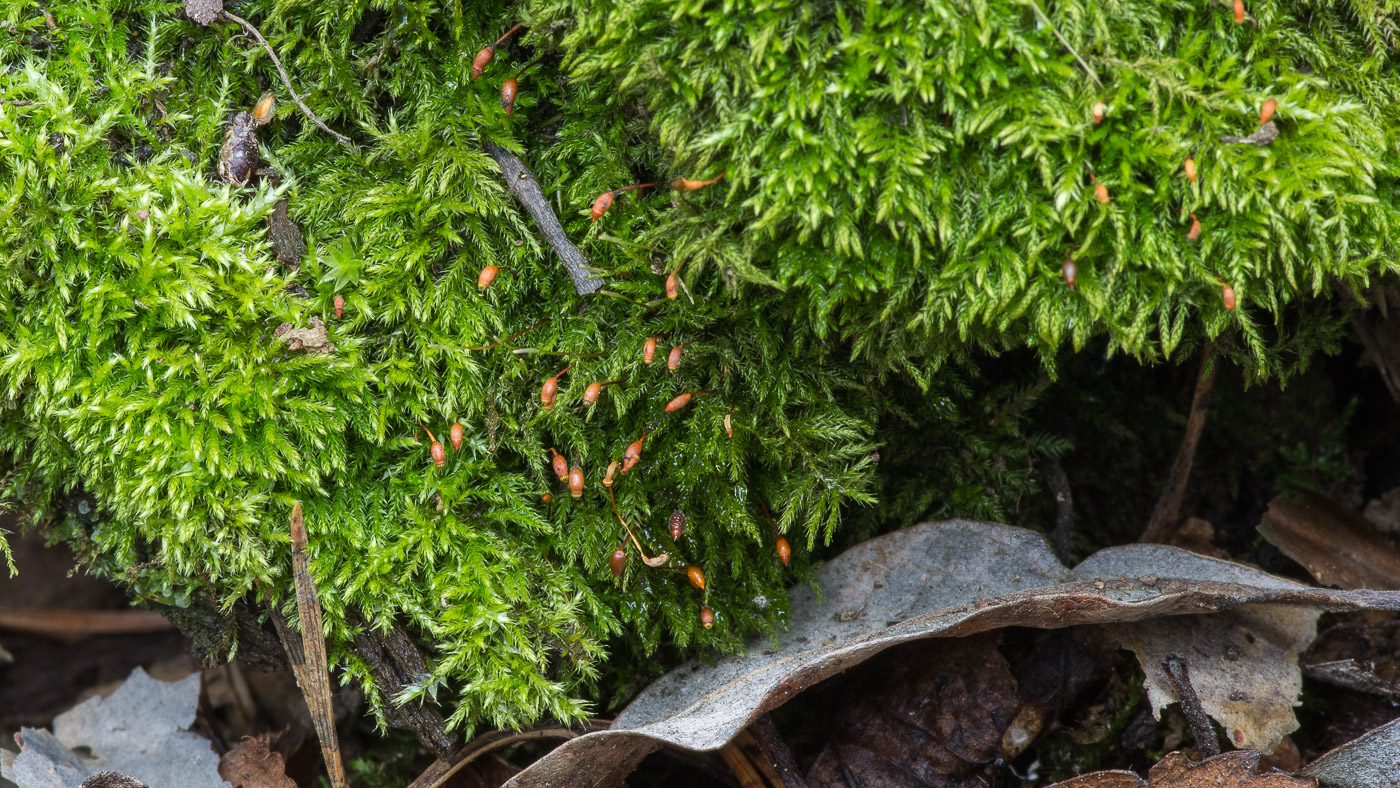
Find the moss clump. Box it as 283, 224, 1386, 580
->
0, 0, 1395, 735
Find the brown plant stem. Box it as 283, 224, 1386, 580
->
1043, 456, 1074, 563
750, 715, 809, 788
484, 142, 602, 295
1162, 653, 1221, 757
220, 12, 354, 147
272, 503, 348, 788
1140, 343, 1217, 543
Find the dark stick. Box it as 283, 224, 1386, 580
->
484, 142, 602, 296
1162, 653, 1220, 757
750, 714, 809, 788
221, 12, 354, 147
1044, 456, 1074, 563
1140, 343, 1217, 543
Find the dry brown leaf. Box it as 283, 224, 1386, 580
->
1048, 751, 1313, 788
1302, 716, 1400, 787
501, 521, 1400, 788
1110, 605, 1317, 753
272, 318, 333, 354
1258, 493, 1400, 590
219, 735, 295, 788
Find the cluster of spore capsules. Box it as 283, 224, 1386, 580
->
411, 26, 778, 631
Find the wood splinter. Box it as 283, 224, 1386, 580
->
271, 503, 349, 788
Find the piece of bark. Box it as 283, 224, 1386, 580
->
1048, 751, 1312, 788
484, 142, 602, 296
273, 504, 347, 788
346, 617, 456, 757
1258, 492, 1400, 590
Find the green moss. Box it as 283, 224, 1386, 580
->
0, 0, 1395, 735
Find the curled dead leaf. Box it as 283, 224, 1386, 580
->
498, 521, 1400, 788
1047, 751, 1314, 788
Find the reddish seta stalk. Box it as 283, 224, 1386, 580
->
724, 408, 733, 439
603, 461, 620, 488
471, 24, 522, 81
607, 486, 669, 567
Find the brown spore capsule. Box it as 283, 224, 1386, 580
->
1092, 102, 1106, 124
1187, 214, 1201, 241
665, 270, 680, 300
610, 547, 626, 577
1223, 284, 1237, 311
1260, 98, 1276, 125
541, 492, 553, 504
665, 392, 693, 413
333, 294, 344, 319
449, 422, 464, 451
583, 382, 603, 405
471, 47, 494, 80
671, 172, 726, 191
669, 510, 686, 541
700, 606, 715, 629
667, 344, 684, 370
1062, 259, 1077, 288
501, 76, 519, 114
1094, 183, 1109, 205
478, 265, 499, 290
590, 191, 615, 222
431, 441, 446, 469
551, 448, 568, 480
569, 466, 584, 498
776, 536, 791, 567
643, 336, 657, 364
685, 566, 706, 590
1184, 156, 1197, 183
1234, 0, 1245, 24
621, 432, 649, 474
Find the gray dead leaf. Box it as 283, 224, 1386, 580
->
500, 520, 1400, 788
0, 667, 230, 788
1109, 605, 1317, 753
184, 0, 222, 25
272, 317, 332, 354
1302, 716, 1400, 788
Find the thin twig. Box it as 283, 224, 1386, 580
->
750, 715, 809, 788
407, 721, 609, 788
1140, 344, 1217, 543
484, 142, 602, 295
1162, 654, 1220, 757
221, 12, 354, 147
274, 503, 349, 788
1027, 0, 1102, 86
1043, 456, 1074, 564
